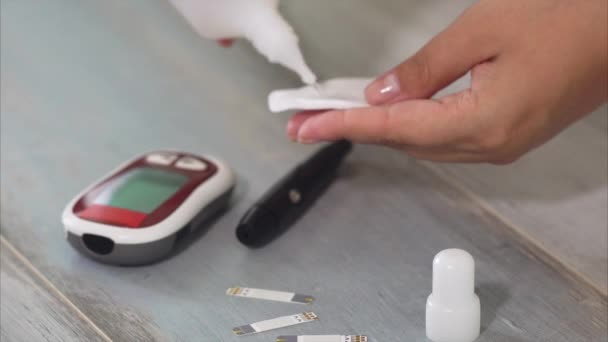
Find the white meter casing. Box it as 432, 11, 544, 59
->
62, 150, 235, 265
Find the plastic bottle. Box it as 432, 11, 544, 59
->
169, 0, 317, 84
426, 249, 481, 342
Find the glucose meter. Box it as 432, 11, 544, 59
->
62, 151, 235, 265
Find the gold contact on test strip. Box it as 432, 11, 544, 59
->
301, 312, 318, 321
350, 337, 368, 342
232, 328, 243, 335
227, 287, 243, 296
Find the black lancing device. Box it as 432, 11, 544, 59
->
236, 140, 352, 247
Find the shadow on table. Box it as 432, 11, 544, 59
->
476, 282, 540, 342
168, 175, 250, 261
477, 282, 510, 333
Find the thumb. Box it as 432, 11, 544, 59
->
366, 7, 498, 105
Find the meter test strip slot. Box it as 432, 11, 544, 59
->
62, 151, 235, 265
233, 312, 318, 336
227, 287, 314, 304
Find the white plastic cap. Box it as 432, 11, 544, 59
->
244, 7, 317, 84
426, 249, 480, 342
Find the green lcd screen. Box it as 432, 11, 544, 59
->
95, 168, 188, 213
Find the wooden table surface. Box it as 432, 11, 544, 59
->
1, 1, 606, 341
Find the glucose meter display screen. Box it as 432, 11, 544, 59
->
94, 168, 188, 213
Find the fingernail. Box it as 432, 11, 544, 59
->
297, 125, 319, 144
287, 121, 298, 140
366, 72, 401, 105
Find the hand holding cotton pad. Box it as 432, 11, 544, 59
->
268, 78, 373, 113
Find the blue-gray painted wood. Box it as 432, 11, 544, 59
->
1, 1, 606, 341
425, 105, 608, 295
282, 0, 608, 294
0, 239, 107, 342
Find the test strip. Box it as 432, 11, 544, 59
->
277, 336, 368, 342
232, 312, 318, 336
226, 287, 315, 304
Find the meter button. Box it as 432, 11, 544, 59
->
175, 157, 208, 171
146, 153, 178, 165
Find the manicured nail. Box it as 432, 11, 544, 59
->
297, 125, 320, 144
297, 135, 319, 144
366, 72, 401, 105
287, 121, 298, 140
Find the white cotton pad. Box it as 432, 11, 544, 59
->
268, 78, 373, 113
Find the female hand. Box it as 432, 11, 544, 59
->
287, 0, 607, 164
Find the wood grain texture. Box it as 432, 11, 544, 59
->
1, 0, 607, 341
424, 105, 608, 296
1, 237, 108, 342
281, 0, 608, 295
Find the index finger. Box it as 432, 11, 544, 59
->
295, 90, 478, 147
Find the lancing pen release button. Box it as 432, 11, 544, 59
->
236, 140, 352, 248
288, 189, 301, 204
